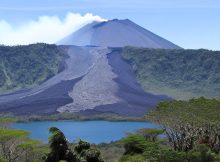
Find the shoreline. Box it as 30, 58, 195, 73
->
1, 113, 147, 123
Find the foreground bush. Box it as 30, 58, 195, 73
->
45, 127, 76, 162
0, 127, 44, 162
45, 127, 104, 162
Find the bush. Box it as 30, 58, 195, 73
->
46, 127, 76, 162
0, 157, 8, 162
187, 144, 217, 162
118, 154, 146, 162
121, 133, 149, 155
75, 139, 104, 162
157, 149, 187, 162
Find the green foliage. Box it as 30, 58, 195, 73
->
0, 117, 16, 124
148, 97, 220, 125
0, 117, 16, 128
46, 127, 104, 162
0, 127, 30, 141
46, 127, 76, 162
120, 133, 161, 161
75, 139, 104, 162
0, 43, 65, 94
17, 139, 40, 149
0, 157, 8, 162
84, 148, 103, 162
119, 113, 220, 162
122, 46, 220, 99
121, 133, 149, 154
118, 154, 146, 162
16, 113, 144, 123
75, 140, 91, 154
96, 141, 124, 162
136, 128, 164, 141
121, 129, 164, 159
157, 149, 187, 162
0, 127, 43, 162
147, 97, 220, 153
187, 144, 217, 162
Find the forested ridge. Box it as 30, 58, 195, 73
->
0, 43, 65, 94
122, 47, 220, 99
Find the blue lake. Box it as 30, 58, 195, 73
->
12, 121, 158, 144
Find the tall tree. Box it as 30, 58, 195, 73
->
45, 127, 76, 162
146, 97, 220, 153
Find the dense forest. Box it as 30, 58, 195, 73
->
0, 44, 65, 94
122, 47, 220, 99
0, 97, 219, 162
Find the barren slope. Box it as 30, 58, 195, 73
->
58, 19, 180, 49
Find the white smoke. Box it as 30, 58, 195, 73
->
0, 12, 107, 45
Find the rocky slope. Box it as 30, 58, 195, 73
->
0, 46, 170, 116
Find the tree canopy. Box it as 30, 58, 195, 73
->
122, 47, 220, 99
0, 43, 65, 94
147, 97, 220, 153
46, 127, 104, 162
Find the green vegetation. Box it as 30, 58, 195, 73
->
122, 47, 220, 99
0, 43, 65, 94
45, 127, 104, 162
0, 128, 46, 162
9, 113, 144, 122
45, 127, 76, 162
147, 97, 220, 153
96, 142, 124, 162
0, 117, 48, 162
74, 140, 104, 162
118, 97, 220, 161
1, 98, 220, 161
119, 129, 162, 162
119, 130, 219, 162
0, 117, 16, 127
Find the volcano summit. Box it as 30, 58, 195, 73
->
58, 19, 180, 49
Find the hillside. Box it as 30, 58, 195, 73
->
1, 44, 219, 115
122, 47, 220, 99
0, 43, 65, 94
0, 46, 170, 116
58, 19, 180, 49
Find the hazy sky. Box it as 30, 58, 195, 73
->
0, 0, 219, 50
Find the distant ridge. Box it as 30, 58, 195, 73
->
58, 19, 180, 49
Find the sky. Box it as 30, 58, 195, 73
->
0, 0, 219, 50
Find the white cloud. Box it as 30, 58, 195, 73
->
0, 12, 107, 45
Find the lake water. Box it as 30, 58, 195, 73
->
12, 121, 158, 144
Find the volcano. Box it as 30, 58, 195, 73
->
58, 19, 180, 49
0, 19, 177, 116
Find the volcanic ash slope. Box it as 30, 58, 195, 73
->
57, 48, 122, 112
